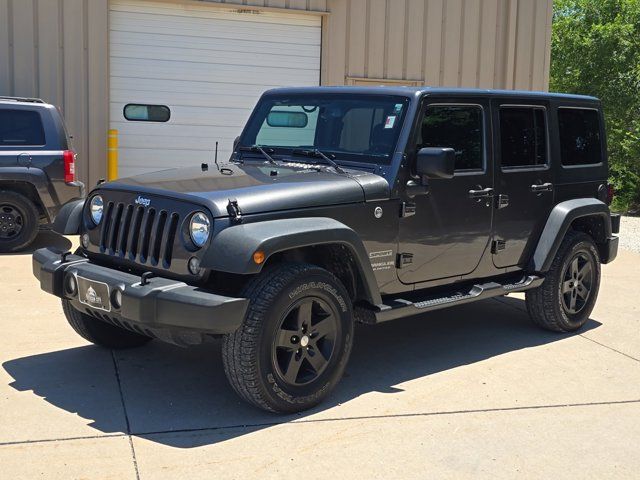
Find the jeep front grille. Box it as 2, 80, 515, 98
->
99, 201, 179, 268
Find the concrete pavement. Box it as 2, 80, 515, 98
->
1, 232, 639, 479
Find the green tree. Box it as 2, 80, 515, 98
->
551, 0, 640, 212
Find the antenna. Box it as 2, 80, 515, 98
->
214, 141, 220, 171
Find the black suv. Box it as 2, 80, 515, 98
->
33, 87, 620, 413
0, 97, 84, 252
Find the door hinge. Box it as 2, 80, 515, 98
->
491, 240, 506, 254
396, 253, 414, 268
227, 198, 242, 223
400, 202, 416, 218
496, 194, 509, 209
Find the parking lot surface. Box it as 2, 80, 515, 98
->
1, 233, 639, 479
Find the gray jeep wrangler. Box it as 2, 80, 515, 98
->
33, 87, 619, 413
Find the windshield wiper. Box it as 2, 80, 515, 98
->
238, 145, 277, 165
291, 148, 346, 174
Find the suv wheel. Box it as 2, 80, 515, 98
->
0, 191, 39, 253
222, 263, 354, 413
62, 300, 152, 349
526, 231, 601, 332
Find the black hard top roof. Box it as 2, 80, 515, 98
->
263, 86, 599, 102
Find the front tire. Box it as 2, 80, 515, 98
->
526, 231, 601, 332
0, 191, 39, 253
62, 300, 152, 349
222, 263, 354, 413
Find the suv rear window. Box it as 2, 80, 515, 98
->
499, 107, 547, 168
558, 108, 602, 166
0, 109, 45, 146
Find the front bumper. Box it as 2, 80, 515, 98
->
33, 247, 248, 343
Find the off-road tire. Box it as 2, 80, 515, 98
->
222, 263, 354, 413
526, 231, 601, 332
62, 299, 152, 349
0, 190, 39, 253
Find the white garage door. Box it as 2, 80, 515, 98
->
109, 0, 321, 178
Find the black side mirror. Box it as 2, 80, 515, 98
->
416, 147, 455, 181
233, 136, 240, 151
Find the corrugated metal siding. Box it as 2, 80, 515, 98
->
323, 0, 553, 90
0, 0, 551, 187
0, 0, 109, 187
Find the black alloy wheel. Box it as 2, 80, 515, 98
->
222, 263, 354, 413
272, 296, 339, 386
560, 251, 594, 315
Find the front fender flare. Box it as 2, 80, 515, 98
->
52, 199, 84, 235
531, 198, 612, 272
202, 217, 382, 305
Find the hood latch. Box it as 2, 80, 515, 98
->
227, 198, 243, 223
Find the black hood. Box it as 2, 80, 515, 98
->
102, 162, 390, 218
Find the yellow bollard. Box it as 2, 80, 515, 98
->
107, 129, 118, 181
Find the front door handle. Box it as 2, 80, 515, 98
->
468, 187, 494, 199
530, 182, 553, 193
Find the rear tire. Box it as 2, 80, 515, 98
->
62, 299, 151, 349
526, 231, 601, 332
0, 191, 39, 253
222, 263, 354, 413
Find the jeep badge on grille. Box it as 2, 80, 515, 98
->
134, 196, 151, 207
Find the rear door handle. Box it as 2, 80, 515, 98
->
530, 182, 553, 193
468, 187, 494, 199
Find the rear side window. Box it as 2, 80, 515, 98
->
558, 108, 602, 166
0, 109, 45, 146
418, 105, 484, 170
499, 107, 547, 168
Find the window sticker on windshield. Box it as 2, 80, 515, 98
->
394, 103, 404, 114
384, 115, 397, 129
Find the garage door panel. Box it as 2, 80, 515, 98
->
111, 90, 259, 111
109, 44, 321, 70
111, 31, 322, 57
110, 0, 320, 175
111, 104, 252, 127
110, 78, 280, 98
110, 13, 321, 43
111, 58, 319, 85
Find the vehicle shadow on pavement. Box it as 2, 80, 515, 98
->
3, 297, 601, 448
3, 231, 71, 255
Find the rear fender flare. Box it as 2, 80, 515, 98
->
202, 217, 382, 305
531, 198, 612, 272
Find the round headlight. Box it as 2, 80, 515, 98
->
189, 212, 210, 248
89, 195, 104, 225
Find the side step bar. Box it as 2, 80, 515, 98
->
374, 275, 544, 323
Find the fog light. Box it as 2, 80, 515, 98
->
65, 275, 77, 296
188, 256, 201, 275
112, 289, 123, 309
81, 233, 90, 249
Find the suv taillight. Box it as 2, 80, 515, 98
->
63, 150, 76, 183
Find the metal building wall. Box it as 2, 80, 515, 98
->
0, 0, 552, 187
323, 0, 553, 90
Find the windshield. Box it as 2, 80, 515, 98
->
238, 94, 410, 164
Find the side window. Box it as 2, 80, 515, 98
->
558, 108, 602, 166
0, 109, 45, 146
499, 107, 547, 168
418, 105, 484, 170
